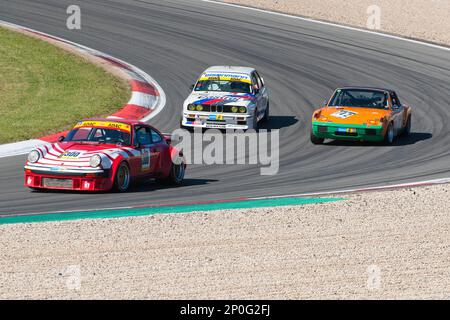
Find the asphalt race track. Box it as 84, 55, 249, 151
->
1, 0, 450, 215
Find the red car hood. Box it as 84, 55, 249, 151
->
30, 142, 139, 170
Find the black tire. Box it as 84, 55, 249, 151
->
157, 162, 186, 186
113, 162, 131, 192
401, 115, 411, 137
310, 130, 324, 145
252, 110, 258, 130
262, 102, 270, 122
383, 123, 395, 145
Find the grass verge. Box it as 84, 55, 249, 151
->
0, 27, 130, 143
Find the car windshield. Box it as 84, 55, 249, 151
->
194, 80, 251, 94
65, 127, 131, 145
329, 89, 389, 109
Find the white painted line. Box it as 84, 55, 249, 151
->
250, 177, 450, 200
128, 92, 157, 109
202, 0, 450, 53
0, 206, 134, 219
0, 140, 50, 159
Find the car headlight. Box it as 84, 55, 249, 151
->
196, 104, 204, 111
27, 150, 40, 163
231, 106, 238, 113
187, 104, 196, 111
239, 106, 247, 113
89, 154, 102, 168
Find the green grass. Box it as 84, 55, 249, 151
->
0, 27, 130, 143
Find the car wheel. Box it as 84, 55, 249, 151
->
262, 102, 270, 122
401, 115, 411, 137
113, 162, 131, 192
310, 130, 324, 145
158, 162, 186, 186
383, 123, 395, 145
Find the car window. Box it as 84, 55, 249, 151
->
329, 89, 389, 109
195, 80, 251, 93
251, 73, 259, 90
254, 71, 264, 88
390, 92, 401, 106
151, 130, 163, 143
70, 127, 90, 140
135, 127, 152, 145
66, 127, 131, 145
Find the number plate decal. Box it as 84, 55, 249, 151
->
331, 110, 358, 119
141, 148, 151, 170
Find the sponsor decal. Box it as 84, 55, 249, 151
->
193, 94, 253, 106
141, 148, 151, 171
337, 128, 356, 133
59, 151, 81, 159
331, 110, 358, 119
50, 167, 62, 171
74, 121, 132, 133
209, 114, 223, 120
199, 73, 251, 84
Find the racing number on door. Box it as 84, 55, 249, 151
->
141, 148, 151, 171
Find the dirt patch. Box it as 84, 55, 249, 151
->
1, 184, 449, 299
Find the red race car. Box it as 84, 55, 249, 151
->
24, 119, 186, 192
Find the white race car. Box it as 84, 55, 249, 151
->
181, 66, 269, 130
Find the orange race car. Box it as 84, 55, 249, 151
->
311, 87, 412, 145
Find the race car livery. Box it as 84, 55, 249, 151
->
311, 87, 412, 145
24, 119, 186, 192
181, 66, 269, 130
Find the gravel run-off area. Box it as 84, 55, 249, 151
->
220, 0, 450, 46
1, 184, 449, 299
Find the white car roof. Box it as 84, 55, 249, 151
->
203, 66, 256, 76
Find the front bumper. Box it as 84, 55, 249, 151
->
182, 112, 252, 130
312, 122, 385, 142
24, 165, 113, 191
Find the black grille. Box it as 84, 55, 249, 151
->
317, 126, 328, 133
206, 120, 226, 125
335, 131, 357, 136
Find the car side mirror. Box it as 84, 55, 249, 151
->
322, 100, 328, 107
190, 84, 195, 90
253, 86, 260, 94
135, 142, 141, 149
58, 136, 65, 142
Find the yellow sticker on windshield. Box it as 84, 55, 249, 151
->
199, 73, 252, 84
74, 121, 131, 132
